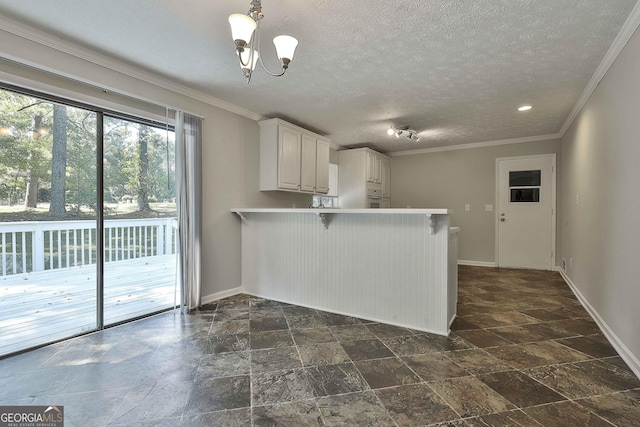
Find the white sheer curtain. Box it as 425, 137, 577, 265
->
175, 111, 202, 313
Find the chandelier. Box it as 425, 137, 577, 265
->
387, 125, 420, 142
228, 0, 299, 83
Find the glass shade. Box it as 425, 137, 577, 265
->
236, 48, 259, 71
273, 35, 299, 61
228, 14, 256, 44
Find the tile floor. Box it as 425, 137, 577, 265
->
1, 266, 639, 426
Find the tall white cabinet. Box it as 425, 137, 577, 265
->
260, 118, 330, 194
338, 148, 391, 208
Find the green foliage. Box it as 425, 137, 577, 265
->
0, 92, 52, 204
0, 88, 176, 215
103, 117, 176, 206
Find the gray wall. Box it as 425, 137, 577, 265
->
559, 26, 640, 367
390, 140, 561, 263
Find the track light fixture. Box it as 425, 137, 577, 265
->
387, 125, 420, 142
229, 0, 299, 83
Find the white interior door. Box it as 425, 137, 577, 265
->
497, 154, 556, 270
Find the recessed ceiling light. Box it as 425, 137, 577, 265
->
518, 105, 533, 111
387, 126, 395, 136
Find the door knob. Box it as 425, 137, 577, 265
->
500, 217, 506, 222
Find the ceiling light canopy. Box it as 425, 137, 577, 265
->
228, 0, 298, 83
518, 105, 533, 111
388, 125, 420, 142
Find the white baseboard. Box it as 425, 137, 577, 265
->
458, 260, 496, 267
558, 269, 640, 379
200, 286, 243, 306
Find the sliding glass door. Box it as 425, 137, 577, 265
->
0, 89, 98, 355
102, 116, 176, 325
0, 86, 177, 357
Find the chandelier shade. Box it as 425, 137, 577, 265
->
273, 35, 298, 62
228, 14, 256, 47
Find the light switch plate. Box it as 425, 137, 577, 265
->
485, 204, 493, 212
464, 204, 471, 212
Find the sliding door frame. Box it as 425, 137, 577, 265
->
96, 113, 104, 329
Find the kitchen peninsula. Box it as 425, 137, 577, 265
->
232, 208, 459, 335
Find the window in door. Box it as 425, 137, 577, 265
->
509, 170, 541, 203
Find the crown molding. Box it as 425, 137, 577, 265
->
389, 133, 561, 157
0, 15, 264, 122
558, 0, 640, 136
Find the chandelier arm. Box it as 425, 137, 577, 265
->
237, 48, 250, 67
245, 34, 256, 82
254, 20, 287, 77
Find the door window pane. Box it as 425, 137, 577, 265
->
510, 188, 540, 202
509, 170, 541, 187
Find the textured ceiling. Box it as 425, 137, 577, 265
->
0, 0, 638, 152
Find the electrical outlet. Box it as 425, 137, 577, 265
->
570, 257, 573, 268
465, 204, 471, 212
485, 204, 493, 212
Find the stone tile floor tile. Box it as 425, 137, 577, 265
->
402, 352, 469, 381
354, 357, 421, 389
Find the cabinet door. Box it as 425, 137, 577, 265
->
366, 152, 376, 183
278, 126, 302, 190
300, 134, 317, 192
374, 156, 382, 183
315, 139, 330, 194
381, 158, 391, 198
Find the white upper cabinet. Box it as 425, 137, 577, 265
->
315, 139, 330, 194
366, 152, 376, 183
260, 118, 331, 195
300, 134, 317, 192
381, 157, 391, 198
366, 152, 382, 184
278, 126, 302, 190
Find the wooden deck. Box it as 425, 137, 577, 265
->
0, 254, 177, 357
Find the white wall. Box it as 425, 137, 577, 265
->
0, 27, 312, 301
559, 26, 640, 372
390, 140, 561, 263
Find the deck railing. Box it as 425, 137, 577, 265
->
0, 218, 178, 276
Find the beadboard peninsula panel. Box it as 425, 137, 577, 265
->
233, 209, 456, 335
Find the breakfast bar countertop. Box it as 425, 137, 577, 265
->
231, 208, 451, 214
